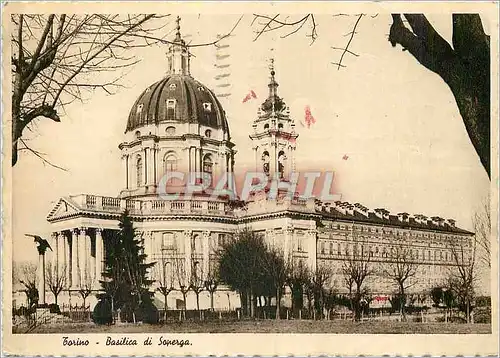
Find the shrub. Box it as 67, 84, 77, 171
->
474, 308, 491, 323
476, 296, 491, 308
119, 302, 136, 323
48, 303, 61, 314
92, 299, 113, 325
139, 299, 159, 324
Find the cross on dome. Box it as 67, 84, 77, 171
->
175, 16, 182, 42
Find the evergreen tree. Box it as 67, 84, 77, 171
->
98, 210, 155, 322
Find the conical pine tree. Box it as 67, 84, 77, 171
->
98, 210, 155, 318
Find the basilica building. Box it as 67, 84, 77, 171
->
45, 21, 474, 310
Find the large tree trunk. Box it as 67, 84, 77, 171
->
389, 14, 490, 178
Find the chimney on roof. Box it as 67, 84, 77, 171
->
344, 203, 354, 215
374, 208, 390, 220
414, 214, 428, 225
431, 216, 444, 226
354, 203, 369, 217
334, 202, 347, 215
397, 212, 410, 223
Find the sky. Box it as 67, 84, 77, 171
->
12, 13, 491, 277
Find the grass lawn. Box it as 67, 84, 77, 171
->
16, 319, 492, 334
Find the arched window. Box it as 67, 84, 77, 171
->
205, 129, 212, 138
278, 123, 284, 130
164, 153, 178, 173
166, 126, 176, 136
203, 154, 213, 186
329, 242, 334, 255
264, 123, 269, 130
320, 241, 325, 254
136, 155, 143, 187
262, 151, 270, 175
278, 151, 286, 179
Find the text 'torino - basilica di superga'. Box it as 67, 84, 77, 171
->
44, 19, 473, 310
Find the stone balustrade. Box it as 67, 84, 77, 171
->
72, 194, 233, 216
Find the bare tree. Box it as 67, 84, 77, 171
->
190, 260, 205, 314
447, 235, 477, 323
389, 14, 490, 177
382, 239, 418, 321
204, 258, 219, 312
311, 263, 334, 320
472, 198, 491, 268
11, 14, 242, 168
251, 14, 490, 178
78, 270, 94, 308
287, 259, 309, 317
260, 246, 290, 319
16, 262, 39, 309
153, 253, 175, 321
173, 252, 190, 319
341, 232, 373, 321
45, 262, 68, 305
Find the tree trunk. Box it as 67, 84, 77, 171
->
210, 291, 215, 311
276, 287, 281, 320
164, 295, 168, 322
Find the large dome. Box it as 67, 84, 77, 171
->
126, 74, 229, 134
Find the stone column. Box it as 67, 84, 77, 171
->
122, 154, 129, 189
55, 232, 63, 277
71, 229, 78, 289
306, 229, 317, 272
95, 229, 103, 288
63, 232, 69, 285
202, 231, 210, 280
195, 148, 200, 174
143, 148, 149, 186
283, 226, 293, 262
51, 232, 59, 276
153, 144, 158, 186
78, 227, 87, 287
184, 230, 192, 282
38, 253, 46, 304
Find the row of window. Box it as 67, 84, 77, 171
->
153, 233, 230, 252
136, 100, 213, 120
135, 127, 212, 138
317, 241, 456, 262
326, 223, 463, 242
134, 153, 213, 187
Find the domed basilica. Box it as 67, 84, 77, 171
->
45, 19, 473, 310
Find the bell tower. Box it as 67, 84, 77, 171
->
250, 59, 298, 180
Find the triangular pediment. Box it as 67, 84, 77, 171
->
47, 197, 81, 221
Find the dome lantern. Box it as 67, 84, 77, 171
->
167, 16, 190, 76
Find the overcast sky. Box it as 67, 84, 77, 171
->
12, 13, 491, 270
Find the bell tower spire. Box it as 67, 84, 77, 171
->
166, 16, 191, 75
249, 59, 298, 180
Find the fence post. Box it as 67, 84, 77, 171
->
299, 309, 302, 320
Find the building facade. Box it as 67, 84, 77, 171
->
44, 20, 474, 310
